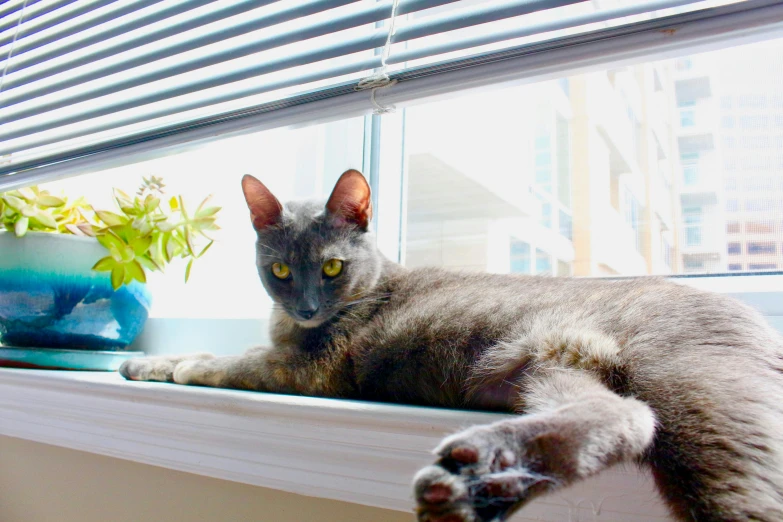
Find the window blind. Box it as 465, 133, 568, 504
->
0, 0, 780, 188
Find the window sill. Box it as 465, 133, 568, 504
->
0, 368, 669, 520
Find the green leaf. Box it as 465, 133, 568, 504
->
14, 217, 29, 237
166, 235, 180, 261
144, 196, 160, 213
130, 236, 152, 256
17, 187, 36, 201
156, 219, 176, 232
78, 223, 96, 237
197, 239, 214, 258
2, 195, 25, 211
29, 210, 58, 228
125, 259, 147, 284
195, 195, 213, 214
113, 188, 133, 206
92, 257, 116, 272
195, 206, 221, 218
37, 195, 66, 208
120, 245, 136, 263
137, 254, 162, 272
97, 231, 125, 252
97, 232, 125, 261
94, 210, 126, 227
151, 234, 167, 266
185, 258, 193, 283
110, 264, 125, 290
184, 227, 195, 256
178, 196, 188, 220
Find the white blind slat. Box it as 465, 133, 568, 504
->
0, 0, 217, 74
0, 0, 773, 183
0, 0, 118, 47
0, 0, 45, 24
0, 0, 76, 36
0, 0, 570, 146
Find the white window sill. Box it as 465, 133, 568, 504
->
0, 368, 671, 520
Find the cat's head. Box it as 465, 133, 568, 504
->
241, 170, 383, 328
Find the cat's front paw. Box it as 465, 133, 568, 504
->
172, 358, 226, 387
119, 353, 215, 383
414, 422, 560, 522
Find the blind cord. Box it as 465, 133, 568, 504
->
355, 0, 400, 115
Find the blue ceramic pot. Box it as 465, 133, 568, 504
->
0, 232, 152, 351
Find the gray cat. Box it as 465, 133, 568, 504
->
121, 169, 783, 522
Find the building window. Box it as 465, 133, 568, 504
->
747, 242, 777, 255
680, 108, 696, 127
681, 152, 699, 186
746, 221, 776, 234
683, 207, 703, 247
662, 238, 672, 268
624, 187, 642, 252
510, 240, 532, 274
535, 249, 552, 275
745, 198, 776, 212
726, 199, 739, 213
727, 242, 742, 255
724, 177, 738, 191
540, 200, 552, 229
748, 263, 777, 270
745, 177, 775, 191
726, 222, 741, 234
684, 259, 705, 271
728, 263, 743, 271
559, 210, 573, 240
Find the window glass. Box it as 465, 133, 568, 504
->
510, 240, 532, 274
31, 119, 365, 320
403, 38, 783, 276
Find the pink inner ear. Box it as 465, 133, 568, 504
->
241, 175, 282, 230
326, 169, 372, 229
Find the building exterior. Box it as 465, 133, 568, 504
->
404, 63, 683, 278
715, 43, 783, 272
673, 54, 726, 274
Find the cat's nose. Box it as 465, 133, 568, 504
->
296, 308, 318, 320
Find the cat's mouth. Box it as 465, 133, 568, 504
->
295, 316, 327, 328
287, 308, 330, 328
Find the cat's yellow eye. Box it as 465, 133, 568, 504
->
271, 262, 290, 280
322, 259, 343, 278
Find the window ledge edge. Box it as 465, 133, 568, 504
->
0, 368, 504, 512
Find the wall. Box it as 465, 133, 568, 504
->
0, 436, 411, 522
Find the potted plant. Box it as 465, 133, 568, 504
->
0, 177, 220, 370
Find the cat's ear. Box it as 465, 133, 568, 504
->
325, 169, 372, 230
241, 175, 283, 231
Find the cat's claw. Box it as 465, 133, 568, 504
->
414, 424, 557, 522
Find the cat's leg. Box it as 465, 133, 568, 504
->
414, 370, 656, 522
119, 352, 215, 382
120, 347, 292, 392
119, 347, 271, 390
